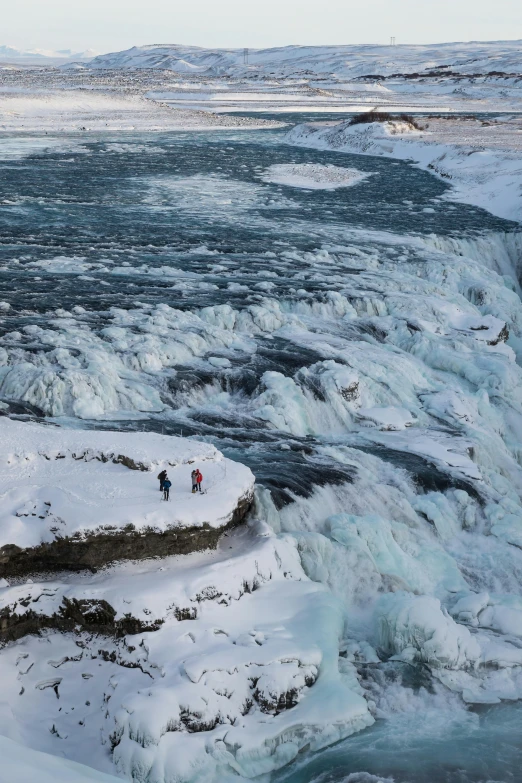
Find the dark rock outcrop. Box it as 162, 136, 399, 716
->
0, 490, 253, 579
0, 597, 163, 645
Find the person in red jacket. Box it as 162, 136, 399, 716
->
196, 469, 203, 493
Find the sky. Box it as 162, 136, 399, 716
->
3, 0, 521, 54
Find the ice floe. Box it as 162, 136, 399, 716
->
261, 163, 372, 190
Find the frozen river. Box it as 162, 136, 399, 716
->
2, 124, 522, 782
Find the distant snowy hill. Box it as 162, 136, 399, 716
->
89, 40, 522, 77
0, 45, 98, 63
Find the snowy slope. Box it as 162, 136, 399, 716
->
89, 40, 522, 78
0, 736, 122, 783
0, 522, 372, 781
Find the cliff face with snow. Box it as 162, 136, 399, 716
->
0, 418, 254, 576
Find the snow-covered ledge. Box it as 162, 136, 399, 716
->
0, 418, 254, 577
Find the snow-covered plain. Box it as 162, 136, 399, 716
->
0, 90, 282, 132
3, 38, 522, 133
84, 40, 522, 115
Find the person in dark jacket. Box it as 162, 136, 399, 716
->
163, 477, 172, 501
191, 469, 198, 493
158, 469, 167, 491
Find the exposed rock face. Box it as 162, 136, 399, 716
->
0, 596, 163, 644
0, 489, 253, 579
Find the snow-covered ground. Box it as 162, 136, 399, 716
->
0, 90, 282, 132
0, 417, 370, 779
0, 417, 253, 550
0, 519, 372, 780
0, 736, 121, 783
286, 116, 522, 222
89, 41, 522, 79
84, 40, 522, 114
2, 38, 522, 131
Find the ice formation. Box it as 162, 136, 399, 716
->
261, 164, 371, 190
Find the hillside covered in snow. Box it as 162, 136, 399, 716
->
89, 40, 522, 78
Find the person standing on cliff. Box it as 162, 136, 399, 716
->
196, 469, 203, 493
158, 469, 167, 492
163, 476, 172, 501
191, 469, 198, 493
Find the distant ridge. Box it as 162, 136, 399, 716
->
88, 40, 522, 78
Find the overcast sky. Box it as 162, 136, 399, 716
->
4, 0, 522, 54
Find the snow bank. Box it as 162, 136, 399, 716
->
0, 417, 254, 549
286, 120, 522, 222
